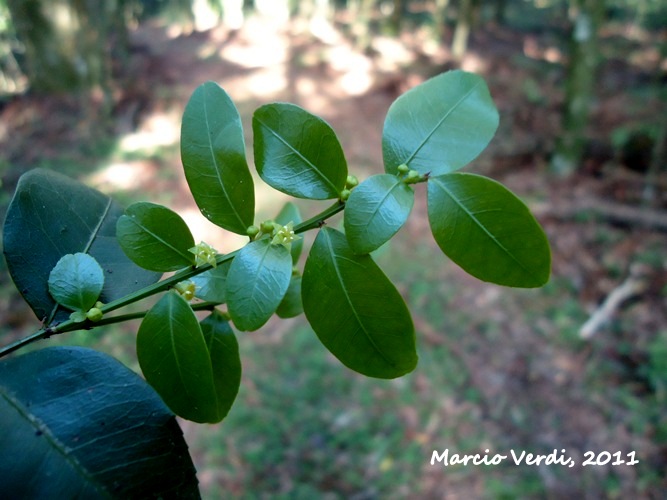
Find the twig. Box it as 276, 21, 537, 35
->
579, 264, 651, 339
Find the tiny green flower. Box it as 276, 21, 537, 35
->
86, 307, 103, 322
189, 241, 218, 268
271, 221, 301, 249
175, 280, 196, 301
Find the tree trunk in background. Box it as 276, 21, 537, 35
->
493, 0, 508, 24
387, 0, 404, 35
6, 0, 128, 97
6, 0, 79, 92
451, 0, 479, 60
433, 0, 450, 40
350, 0, 375, 51
551, 0, 606, 175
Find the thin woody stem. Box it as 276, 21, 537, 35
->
0, 200, 346, 358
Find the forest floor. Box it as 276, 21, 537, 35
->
1, 11, 666, 498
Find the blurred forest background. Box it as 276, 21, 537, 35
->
0, 0, 666, 497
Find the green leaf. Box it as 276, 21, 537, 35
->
137, 292, 220, 423
276, 272, 303, 318
344, 174, 414, 254
48, 253, 104, 312
274, 201, 304, 263
226, 239, 293, 331
2, 169, 161, 324
0, 347, 199, 498
181, 81, 255, 235
200, 312, 242, 420
116, 202, 195, 272
253, 103, 348, 199
302, 227, 417, 379
191, 260, 231, 303
382, 70, 499, 176
427, 173, 551, 287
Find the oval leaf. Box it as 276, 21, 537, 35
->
181, 81, 255, 234
2, 169, 161, 324
191, 260, 231, 303
302, 227, 417, 379
427, 173, 551, 287
226, 239, 293, 331
344, 174, 415, 254
0, 347, 199, 498
137, 292, 220, 423
253, 103, 348, 199
200, 312, 242, 420
276, 272, 303, 319
48, 253, 104, 312
275, 201, 304, 263
117, 202, 195, 272
382, 70, 499, 176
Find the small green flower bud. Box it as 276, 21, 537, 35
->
397, 164, 410, 174
260, 220, 275, 234
340, 189, 351, 201
175, 281, 196, 301
246, 225, 260, 238
86, 307, 103, 322
345, 175, 359, 189
403, 169, 422, 184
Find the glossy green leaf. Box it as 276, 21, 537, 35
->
344, 174, 414, 254
382, 70, 499, 176
137, 292, 220, 423
117, 202, 195, 272
253, 103, 348, 199
0, 347, 199, 498
181, 81, 255, 234
427, 173, 551, 287
2, 169, 161, 324
275, 201, 304, 263
47, 253, 104, 312
276, 272, 303, 318
226, 239, 293, 331
191, 260, 231, 303
200, 312, 242, 420
302, 228, 417, 379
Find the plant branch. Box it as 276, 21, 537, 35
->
0, 200, 346, 358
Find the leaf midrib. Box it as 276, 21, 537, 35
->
322, 230, 395, 367
404, 81, 481, 166
127, 216, 193, 264
431, 175, 536, 280
201, 85, 248, 231
0, 388, 107, 496
256, 113, 339, 196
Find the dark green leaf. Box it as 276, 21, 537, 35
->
48, 253, 104, 312
2, 169, 161, 324
200, 312, 242, 420
275, 201, 304, 263
0, 347, 199, 498
382, 70, 499, 176
181, 81, 255, 234
302, 227, 417, 379
276, 272, 303, 318
427, 173, 551, 287
191, 260, 231, 303
344, 174, 414, 254
137, 292, 220, 423
226, 239, 293, 331
117, 202, 195, 272
253, 103, 348, 199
